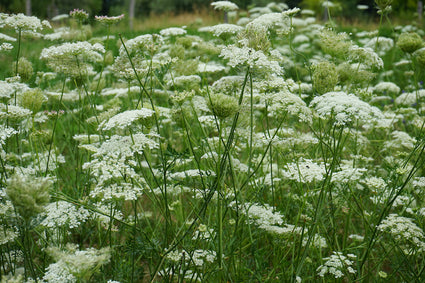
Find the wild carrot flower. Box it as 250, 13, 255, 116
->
159, 27, 186, 37
262, 90, 313, 123
40, 41, 105, 77
310, 91, 384, 127
0, 104, 32, 123
282, 158, 326, 183
199, 23, 243, 39
220, 45, 282, 74
0, 81, 15, 99
395, 89, 425, 106
41, 201, 90, 229
0, 42, 13, 51
45, 244, 111, 281
69, 9, 89, 21
378, 214, 425, 254
248, 12, 290, 32
211, 1, 239, 12
90, 182, 144, 201
348, 45, 384, 69
3, 13, 46, 32
0, 225, 18, 245
317, 252, 357, 278
372, 82, 400, 95
98, 109, 155, 131
95, 14, 124, 25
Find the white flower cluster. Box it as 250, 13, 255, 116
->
95, 14, 125, 25
317, 251, 357, 278
90, 182, 144, 201
364, 36, 394, 55
263, 90, 313, 123
159, 27, 187, 37
211, 1, 239, 12
99, 109, 155, 131
332, 163, 367, 184
198, 61, 226, 73
247, 12, 290, 33
40, 41, 104, 76
44, 245, 111, 282
383, 130, 416, 151
348, 45, 384, 69
0, 104, 32, 121
120, 34, 164, 56
310, 91, 384, 127
166, 249, 216, 267
372, 82, 400, 95
302, 234, 328, 249
82, 158, 138, 186
395, 89, 425, 106
220, 45, 282, 74
192, 224, 216, 240
43, 260, 77, 283
0, 32, 17, 42
169, 169, 215, 180
0, 42, 13, 52
19, 150, 65, 174
378, 214, 425, 254
2, 13, 49, 32
41, 201, 90, 229
362, 176, 387, 192
94, 133, 159, 158
0, 224, 18, 245
0, 125, 17, 146
199, 23, 243, 38
40, 41, 105, 60
282, 158, 326, 183
169, 75, 201, 89
412, 177, 425, 189
239, 202, 284, 226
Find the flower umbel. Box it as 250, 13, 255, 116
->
95, 14, 125, 25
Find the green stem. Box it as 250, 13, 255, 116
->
45, 78, 66, 177
15, 28, 22, 78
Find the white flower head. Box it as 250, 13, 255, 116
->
160, 27, 187, 37
4, 13, 44, 32
99, 109, 155, 131
378, 214, 425, 254
41, 201, 90, 229
317, 251, 357, 279
348, 45, 384, 69
211, 1, 239, 12
310, 91, 384, 127
220, 45, 282, 74
199, 23, 242, 38
40, 41, 105, 76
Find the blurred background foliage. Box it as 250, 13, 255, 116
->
0, 0, 422, 20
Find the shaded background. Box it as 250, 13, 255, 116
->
0, 0, 421, 20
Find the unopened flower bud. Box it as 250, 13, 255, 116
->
312, 61, 338, 94
208, 92, 239, 119
397, 32, 423, 53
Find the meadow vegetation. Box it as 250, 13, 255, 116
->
1, 1, 425, 282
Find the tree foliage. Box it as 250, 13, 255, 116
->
0, 0, 102, 18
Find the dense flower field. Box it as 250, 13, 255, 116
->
1, 1, 425, 282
